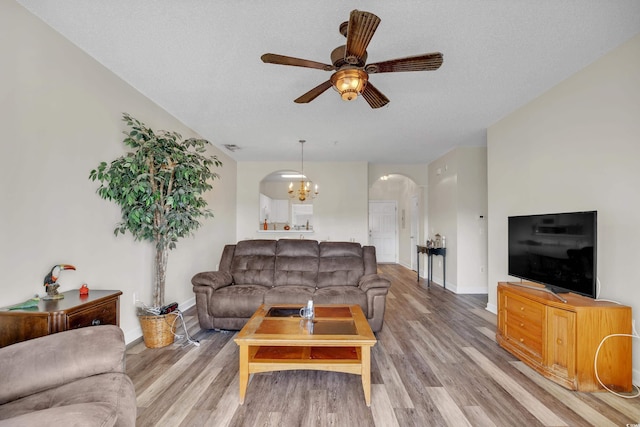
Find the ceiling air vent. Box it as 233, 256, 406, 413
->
223, 144, 241, 152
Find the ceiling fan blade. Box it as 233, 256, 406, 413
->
294, 80, 333, 104
345, 10, 381, 63
261, 53, 334, 71
361, 83, 389, 109
365, 52, 444, 74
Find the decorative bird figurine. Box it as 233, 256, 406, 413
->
43, 264, 76, 300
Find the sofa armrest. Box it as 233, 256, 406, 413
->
191, 271, 233, 290
0, 325, 126, 405
358, 274, 391, 292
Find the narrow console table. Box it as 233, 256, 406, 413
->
416, 245, 446, 288
497, 282, 632, 392
0, 289, 121, 348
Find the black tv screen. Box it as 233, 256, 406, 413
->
508, 211, 597, 298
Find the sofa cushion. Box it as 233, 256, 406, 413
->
0, 326, 126, 406
264, 286, 315, 305
231, 240, 276, 287
274, 239, 319, 288
209, 284, 269, 318
0, 403, 117, 427
317, 242, 365, 288
0, 372, 135, 427
362, 246, 379, 275
313, 286, 367, 314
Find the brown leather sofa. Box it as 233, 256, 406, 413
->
192, 239, 391, 332
0, 325, 136, 426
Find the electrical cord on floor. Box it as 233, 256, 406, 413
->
594, 322, 639, 398
592, 288, 639, 397
167, 309, 200, 347
586, 288, 639, 397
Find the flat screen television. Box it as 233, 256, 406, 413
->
508, 211, 597, 299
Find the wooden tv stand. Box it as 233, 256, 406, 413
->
497, 282, 632, 392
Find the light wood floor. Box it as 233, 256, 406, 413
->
126, 264, 640, 426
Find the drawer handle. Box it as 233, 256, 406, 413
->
519, 323, 524, 327
91, 319, 101, 326
557, 338, 562, 345
520, 306, 524, 311
519, 338, 524, 343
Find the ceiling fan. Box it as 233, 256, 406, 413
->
261, 9, 443, 109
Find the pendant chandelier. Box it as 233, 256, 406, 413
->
288, 140, 318, 202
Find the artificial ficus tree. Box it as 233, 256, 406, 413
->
90, 113, 222, 307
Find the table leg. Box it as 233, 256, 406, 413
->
416, 247, 420, 282
238, 345, 249, 404
361, 345, 372, 407
443, 256, 446, 290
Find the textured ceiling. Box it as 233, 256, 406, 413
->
17, 1, 640, 164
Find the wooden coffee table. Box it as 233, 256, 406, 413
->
234, 304, 377, 406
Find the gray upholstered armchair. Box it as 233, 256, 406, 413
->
0, 325, 136, 427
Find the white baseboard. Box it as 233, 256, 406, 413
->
429, 279, 486, 295
455, 285, 489, 294
180, 297, 196, 312
485, 302, 498, 314
428, 276, 443, 288
124, 325, 143, 345
123, 297, 196, 345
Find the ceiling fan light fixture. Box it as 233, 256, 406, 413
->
330, 69, 368, 101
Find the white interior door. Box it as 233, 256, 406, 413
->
369, 201, 397, 263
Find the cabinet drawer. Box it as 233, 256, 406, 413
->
503, 320, 543, 361
504, 308, 542, 337
68, 301, 117, 329
501, 291, 544, 362
504, 293, 544, 329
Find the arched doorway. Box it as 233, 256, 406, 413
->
369, 174, 421, 268
259, 170, 316, 231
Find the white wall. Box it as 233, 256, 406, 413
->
428, 150, 459, 288
487, 34, 640, 383
1, 1, 237, 343
237, 162, 369, 243
428, 147, 488, 293
367, 164, 428, 188
457, 148, 488, 292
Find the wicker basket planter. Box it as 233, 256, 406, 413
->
138, 313, 178, 348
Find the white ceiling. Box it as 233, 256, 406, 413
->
17, 1, 640, 164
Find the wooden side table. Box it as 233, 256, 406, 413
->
0, 289, 122, 348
